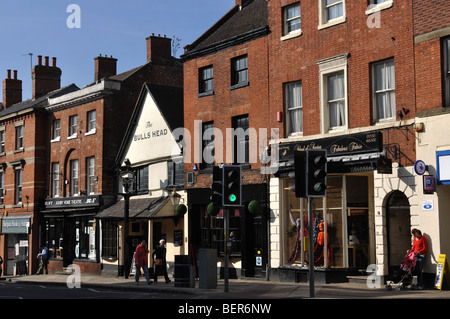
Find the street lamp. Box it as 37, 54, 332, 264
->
169, 188, 181, 207
169, 188, 183, 226
119, 166, 135, 279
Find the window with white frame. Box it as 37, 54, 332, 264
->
86, 157, 95, 195
285, 81, 303, 135
373, 59, 396, 122
318, 0, 346, 29
70, 159, 79, 196
52, 162, 60, 197
52, 119, 61, 141
317, 54, 348, 133
283, 3, 301, 36
444, 37, 450, 108
69, 115, 78, 138
87, 110, 96, 134
327, 72, 346, 129
15, 169, 22, 204
15, 125, 23, 150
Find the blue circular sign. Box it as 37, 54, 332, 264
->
414, 160, 427, 175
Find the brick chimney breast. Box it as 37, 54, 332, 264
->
32, 55, 61, 99
146, 34, 172, 63
94, 55, 118, 82
2, 69, 22, 107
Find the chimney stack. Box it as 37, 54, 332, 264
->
94, 55, 118, 82
146, 34, 172, 63
2, 69, 22, 108
32, 55, 61, 99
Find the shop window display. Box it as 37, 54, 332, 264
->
284, 174, 370, 269
45, 216, 96, 261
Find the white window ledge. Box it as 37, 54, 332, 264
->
318, 16, 346, 30
85, 129, 96, 136
365, 1, 394, 15
67, 134, 78, 140
281, 30, 302, 41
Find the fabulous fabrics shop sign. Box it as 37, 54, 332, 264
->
278, 131, 382, 161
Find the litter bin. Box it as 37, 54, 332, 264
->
174, 255, 195, 288
199, 249, 217, 289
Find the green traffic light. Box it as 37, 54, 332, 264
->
229, 194, 237, 202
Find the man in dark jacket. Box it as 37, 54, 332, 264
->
152, 239, 171, 284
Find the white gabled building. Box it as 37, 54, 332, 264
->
97, 83, 186, 277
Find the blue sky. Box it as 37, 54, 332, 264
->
0, 0, 235, 101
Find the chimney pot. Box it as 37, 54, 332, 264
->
94, 55, 117, 82
3, 69, 22, 107
32, 55, 61, 99
146, 35, 172, 63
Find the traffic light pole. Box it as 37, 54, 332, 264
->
308, 196, 315, 298
224, 207, 229, 293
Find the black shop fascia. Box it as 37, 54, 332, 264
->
273, 131, 392, 176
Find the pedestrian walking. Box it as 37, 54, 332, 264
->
134, 240, 152, 285
36, 245, 49, 275
408, 228, 427, 290
0, 255, 3, 277
152, 239, 171, 284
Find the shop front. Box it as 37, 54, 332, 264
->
188, 183, 269, 279
41, 195, 101, 274
269, 130, 412, 283
96, 194, 188, 276
1, 215, 32, 276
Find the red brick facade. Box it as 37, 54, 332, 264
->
183, 37, 270, 188
268, 0, 415, 143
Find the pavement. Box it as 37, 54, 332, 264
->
2, 272, 450, 300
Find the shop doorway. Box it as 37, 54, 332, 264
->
386, 191, 411, 274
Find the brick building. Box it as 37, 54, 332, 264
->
0, 58, 78, 276
38, 34, 182, 275
266, 0, 421, 283
412, 0, 450, 286
182, 0, 271, 278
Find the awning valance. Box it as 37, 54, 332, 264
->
95, 196, 174, 220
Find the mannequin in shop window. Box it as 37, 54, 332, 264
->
313, 217, 330, 266
288, 209, 309, 263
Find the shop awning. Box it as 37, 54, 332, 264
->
95, 196, 175, 220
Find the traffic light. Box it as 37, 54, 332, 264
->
210, 166, 223, 206
288, 151, 306, 198
222, 165, 242, 206
306, 149, 327, 197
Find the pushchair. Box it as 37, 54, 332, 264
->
386, 252, 416, 291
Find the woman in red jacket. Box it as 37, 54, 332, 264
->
408, 229, 427, 290
134, 240, 152, 285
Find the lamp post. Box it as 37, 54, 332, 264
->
119, 168, 135, 279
